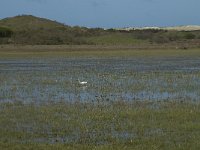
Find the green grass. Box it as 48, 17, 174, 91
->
0, 47, 200, 58
0, 101, 200, 149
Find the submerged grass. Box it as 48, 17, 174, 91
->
0, 101, 200, 149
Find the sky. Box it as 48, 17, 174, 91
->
0, 0, 200, 28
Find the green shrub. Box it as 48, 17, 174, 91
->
0, 27, 13, 37
183, 32, 196, 39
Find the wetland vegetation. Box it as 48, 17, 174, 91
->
0, 48, 200, 149
1, 13, 200, 149
1, 101, 200, 150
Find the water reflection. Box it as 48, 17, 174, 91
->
0, 57, 200, 103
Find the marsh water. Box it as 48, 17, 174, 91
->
0, 56, 200, 103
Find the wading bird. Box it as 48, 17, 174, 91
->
78, 79, 87, 85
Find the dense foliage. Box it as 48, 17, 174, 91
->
0, 27, 13, 37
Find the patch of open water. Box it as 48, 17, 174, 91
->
0, 57, 200, 103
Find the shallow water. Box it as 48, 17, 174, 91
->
0, 57, 200, 103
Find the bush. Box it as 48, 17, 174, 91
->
0, 27, 13, 37
183, 32, 196, 39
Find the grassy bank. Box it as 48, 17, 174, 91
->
0, 101, 200, 149
0, 46, 200, 58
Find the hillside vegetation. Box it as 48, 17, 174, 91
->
0, 15, 200, 46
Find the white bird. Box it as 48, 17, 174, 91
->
78, 79, 87, 85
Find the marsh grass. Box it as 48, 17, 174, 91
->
1, 49, 200, 103
0, 47, 200, 59
0, 101, 200, 149
1, 48, 200, 149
